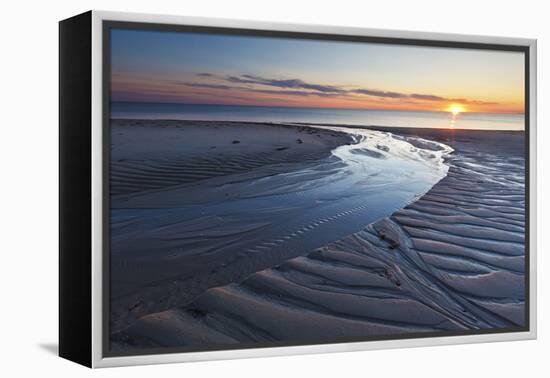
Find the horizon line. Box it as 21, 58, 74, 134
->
111, 100, 526, 116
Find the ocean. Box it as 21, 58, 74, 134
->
111, 102, 525, 131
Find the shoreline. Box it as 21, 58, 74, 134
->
112, 117, 526, 133
111, 101, 525, 131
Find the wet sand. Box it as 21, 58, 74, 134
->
109, 119, 355, 331
111, 119, 352, 197
109, 122, 526, 351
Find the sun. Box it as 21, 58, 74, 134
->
447, 103, 465, 116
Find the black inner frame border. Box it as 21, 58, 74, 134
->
102, 20, 531, 358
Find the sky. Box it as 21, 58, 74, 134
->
110, 28, 525, 114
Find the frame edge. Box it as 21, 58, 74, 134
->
59, 10, 93, 368
89, 10, 538, 368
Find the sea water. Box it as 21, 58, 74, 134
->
111, 102, 524, 131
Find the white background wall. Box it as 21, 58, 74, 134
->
0, 0, 546, 376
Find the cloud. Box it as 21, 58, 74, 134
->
212, 73, 344, 93
181, 80, 328, 97
410, 93, 445, 101
352, 89, 407, 98
253, 89, 334, 97
189, 72, 498, 106
176, 82, 234, 90
235, 74, 346, 94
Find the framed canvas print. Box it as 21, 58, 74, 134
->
59, 10, 537, 368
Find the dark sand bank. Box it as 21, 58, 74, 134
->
110, 123, 525, 351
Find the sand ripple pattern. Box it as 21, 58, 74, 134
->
111, 151, 328, 196
112, 130, 526, 349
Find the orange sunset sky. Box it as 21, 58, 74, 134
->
111, 29, 525, 114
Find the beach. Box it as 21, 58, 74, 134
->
109, 120, 525, 351
110, 119, 353, 197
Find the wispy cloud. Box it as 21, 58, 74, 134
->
176, 82, 234, 90
410, 93, 444, 101
351, 89, 406, 99
174, 80, 330, 97
184, 73, 498, 106
227, 74, 346, 94
253, 88, 334, 97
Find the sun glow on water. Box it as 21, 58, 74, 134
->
446, 104, 466, 129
